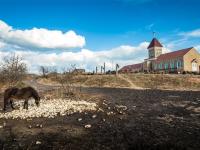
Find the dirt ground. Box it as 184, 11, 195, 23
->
0, 87, 200, 150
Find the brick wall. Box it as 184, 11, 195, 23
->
183, 48, 200, 72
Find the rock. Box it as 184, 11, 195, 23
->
98, 108, 104, 112
26, 118, 32, 121
84, 124, 92, 128
78, 118, 82, 121
116, 105, 127, 111
0, 125, 3, 129
28, 125, 32, 129
92, 114, 97, 118
36, 141, 42, 145
0, 99, 97, 119
36, 124, 43, 128
107, 111, 114, 115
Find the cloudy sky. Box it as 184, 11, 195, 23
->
0, 0, 200, 73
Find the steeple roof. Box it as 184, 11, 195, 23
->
148, 38, 163, 49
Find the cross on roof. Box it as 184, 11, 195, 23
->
153, 31, 156, 38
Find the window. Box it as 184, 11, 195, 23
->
159, 63, 163, 69
164, 63, 168, 69
177, 60, 182, 68
170, 61, 174, 69
149, 50, 154, 58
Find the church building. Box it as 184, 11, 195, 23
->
120, 38, 200, 73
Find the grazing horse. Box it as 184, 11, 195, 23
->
3, 86, 40, 111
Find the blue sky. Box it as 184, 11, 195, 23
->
0, 0, 200, 72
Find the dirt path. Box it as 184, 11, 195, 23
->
118, 74, 143, 89
23, 79, 60, 92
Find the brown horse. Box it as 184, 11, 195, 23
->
3, 86, 40, 111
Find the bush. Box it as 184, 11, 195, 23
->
0, 54, 27, 86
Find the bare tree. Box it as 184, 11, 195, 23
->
39, 66, 49, 78
0, 54, 27, 86
57, 64, 79, 98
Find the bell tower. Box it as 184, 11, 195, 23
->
148, 38, 163, 59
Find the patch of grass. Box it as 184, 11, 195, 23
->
37, 73, 200, 90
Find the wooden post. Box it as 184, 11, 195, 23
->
96, 66, 98, 74
103, 62, 105, 74
116, 64, 119, 76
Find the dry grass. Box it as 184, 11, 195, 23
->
125, 74, 200, 90
83, 75, 130, 87
38, 74, 130, 88
37, 73, 200, 90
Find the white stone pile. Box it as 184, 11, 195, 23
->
0, 99, 97, 119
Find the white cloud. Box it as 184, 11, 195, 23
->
0, 40, 175, 74
0, 19, 175, 73
0, 41, 6, 48
180, 29, 200, 38
195, 45, 200, 50
0, 42, 149, 73
0, 20, 85, 49
145, 23, 154, 30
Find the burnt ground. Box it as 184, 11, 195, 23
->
0, 87, 200, 150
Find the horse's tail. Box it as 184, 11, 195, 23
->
3, 89, 10, 110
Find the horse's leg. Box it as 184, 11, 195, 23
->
3, 101, 6, 111
24, 99, 28, 110
10, 99, 15, 109
3, 98, 8, 111
26, 99, 29, 110
24, 99, 28, 109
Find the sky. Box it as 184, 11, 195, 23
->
0, 0, 200, 73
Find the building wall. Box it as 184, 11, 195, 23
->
153, 57, 184, 72
148, 47, 162, 58
143, 60, 152, 72
183, 48, 200, 72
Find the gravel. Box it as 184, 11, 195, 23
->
0, 99, 97, 119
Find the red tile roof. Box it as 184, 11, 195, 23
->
120, 63, 143, 71
156, 47, 193, 62
148, 38, 163, 49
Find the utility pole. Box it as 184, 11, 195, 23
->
111, 60, 113, 71
96, 66, 98, 74
103, 62, 105, 74
116, 64, 119, 76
